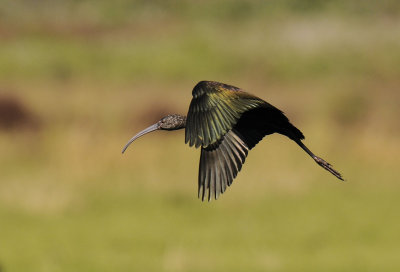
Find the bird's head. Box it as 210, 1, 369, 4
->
159, 114, 186, 130
122, 114, 186, 153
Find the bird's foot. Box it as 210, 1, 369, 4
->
313, 156, 344, 181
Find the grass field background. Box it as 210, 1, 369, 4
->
1, 1, 400, 271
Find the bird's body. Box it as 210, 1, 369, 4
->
123, 81, 343, 201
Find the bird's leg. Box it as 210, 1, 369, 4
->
295, 140, 344, 181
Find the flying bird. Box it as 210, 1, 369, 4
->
122, 81, 343, 201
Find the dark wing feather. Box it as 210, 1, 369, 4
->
188, 81, 307, 201
198, 129, 249, 201
234, 107, 305, 150
185, 81, 268, 148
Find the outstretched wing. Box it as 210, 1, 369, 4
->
198, 129, 249, 201
187, 81, 307, 200
185, 81, 268, 148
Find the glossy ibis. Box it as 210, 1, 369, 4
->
123, 81, 343, 201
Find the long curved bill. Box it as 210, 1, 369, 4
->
122, 123, 160, 154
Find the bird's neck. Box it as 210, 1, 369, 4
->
175, 115, 187, 129
165, 114, 187, 130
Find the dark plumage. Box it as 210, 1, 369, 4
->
123, 81, 344, 201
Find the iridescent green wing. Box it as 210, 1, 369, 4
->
198, 129, 249, 201
185, 81, 268, 148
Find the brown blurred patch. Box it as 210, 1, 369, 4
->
0, 19, 180, 42
0, 94, 40, 130
130, 103, 176, 128
331, 91, 371, 128
126, 102, 177, 129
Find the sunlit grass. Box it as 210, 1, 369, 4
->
1, 1, 400, 271
1, 79, 399, 271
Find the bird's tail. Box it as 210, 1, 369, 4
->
272, 110, 305, 141
285, 122, 305, 141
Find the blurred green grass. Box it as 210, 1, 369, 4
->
1, 1, 400, 271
